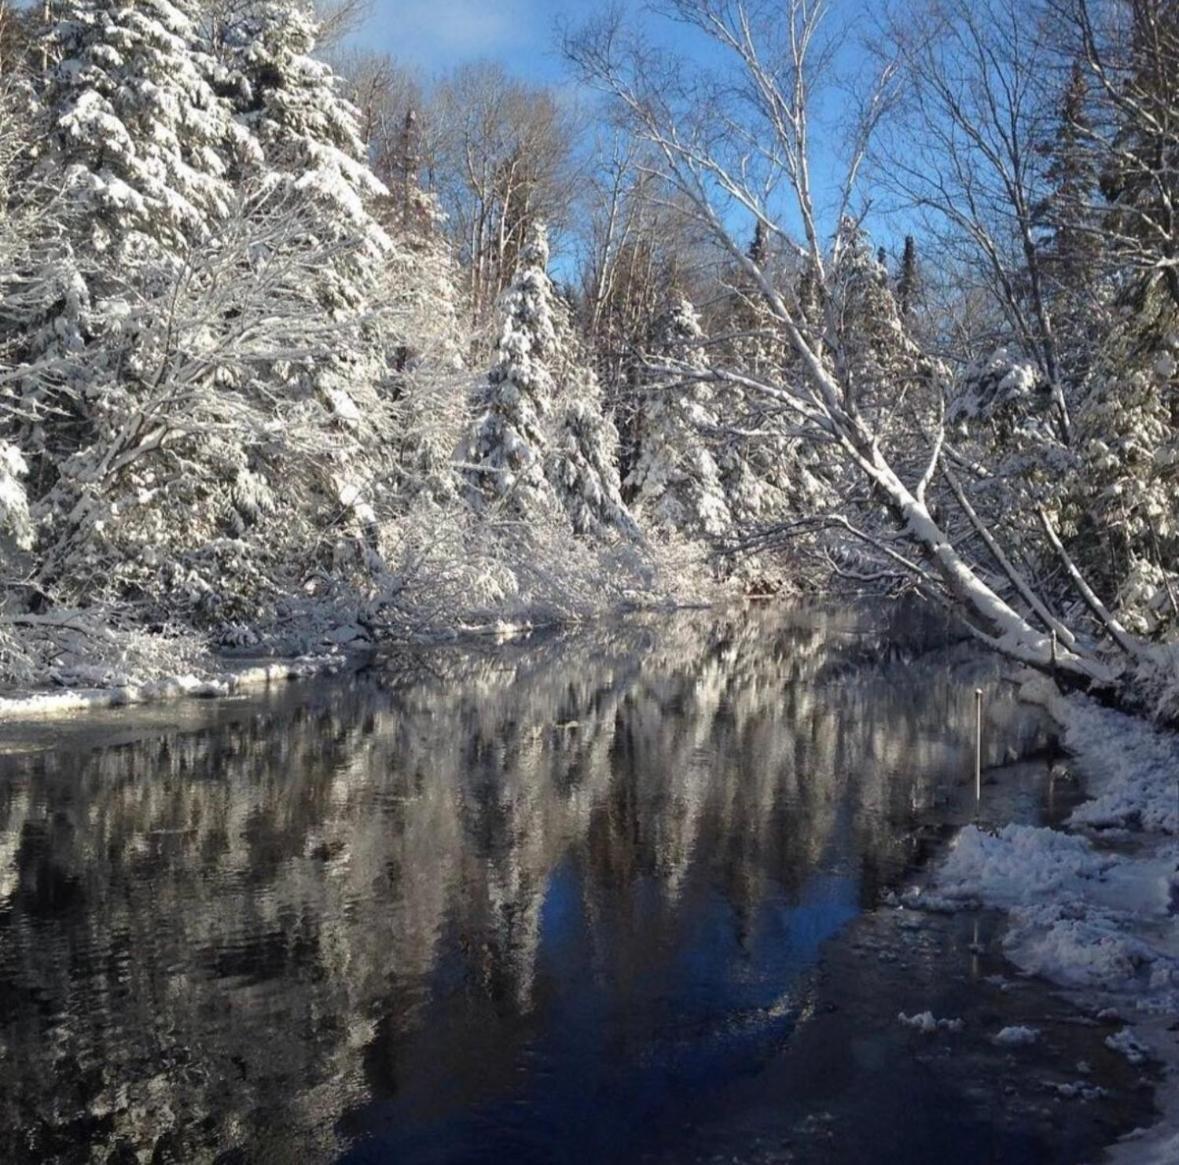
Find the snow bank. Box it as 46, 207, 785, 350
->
1005, 900, 1176, 992
938, 823, 1113, 904
993, 1025, 1039, 1046
930, 684, 1179, 1163
897, 1011, 963, 1034
1022, 676, 1179, 835
0, 656, 347, 721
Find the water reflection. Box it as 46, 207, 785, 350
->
0, 605, 1048, 1163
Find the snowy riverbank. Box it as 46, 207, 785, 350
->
908, 678, 1179, 1162
0, 653, 366, 721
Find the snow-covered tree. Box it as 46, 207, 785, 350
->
27, 196, 394, 620
10, 0, 250, 485
38, 0, 245, 256
626, 296, 732, 541
462, 224, 564, 523
462, 221, 635, 539
0, 442, 32, 552
708, 229, 824, 532
550, 358, 637, 538
2, 0, 408, 633
217, 0, 390, 309
1070, 279, 1179, 632
828, 221, 939, 450
1086, 0, 1179, 307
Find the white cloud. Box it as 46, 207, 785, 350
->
378, 0, 531, 64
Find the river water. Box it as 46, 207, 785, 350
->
0, 605, 1156, 1162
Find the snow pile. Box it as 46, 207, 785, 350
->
1106, 1028, 1152, 1065
937, 823, 1179, 993
931, 687, 1179, 1164
1054, 694, 1179, 835
897, 1011, 963, 1034
993, 1025, 1039, 1046
938, 823, 1113, 904
1005, 900, 1177, 991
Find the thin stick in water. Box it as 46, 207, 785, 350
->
975, 688, 983, 809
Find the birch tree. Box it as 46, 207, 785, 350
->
566, 0, 1145, 692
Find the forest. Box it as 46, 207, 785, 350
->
0, 0, 1177, 719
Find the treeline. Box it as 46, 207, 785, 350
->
1, 0, 1178, 716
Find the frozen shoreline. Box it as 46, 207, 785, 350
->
0, 653, 366, 721
915, 676, 1179, 1163
0, 602, 709, 724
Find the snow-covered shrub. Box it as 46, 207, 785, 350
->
0, 441, 32, 551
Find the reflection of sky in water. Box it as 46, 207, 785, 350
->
344, 845, 863, 1164
0, 605, 1053, 1164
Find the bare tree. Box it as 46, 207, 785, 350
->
334, 49, 437, 237
312, 0, 372, 49
430, 63, 583, 330
566, 0, 1147, 690
1062, 0, 1179, 305
874, 0, 1076, 442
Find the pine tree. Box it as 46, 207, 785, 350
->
626, 295, 732, 540
8, 0, 408, 623
218, 0, 390, 309
462, 224, 563, 523
1062, 4, 1179, 628
14, 0, 247, 496
1035, 60, 1103, 391
463, 222, 635, 538
897, 235, 919, 322
1097, 0, 1179, 307
0, 441, 32, 552
829, 220, 932, 443
707, 223, 822, 531
1070, 280, 1179, 633
550, 358, 637, 539
39, 0, 244, 258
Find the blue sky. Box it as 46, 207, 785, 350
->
357, 0, 608, 82
353, 0, 704, 84
348, 1, 902, 252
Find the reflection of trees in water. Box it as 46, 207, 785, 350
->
0, 605, 1048, 1161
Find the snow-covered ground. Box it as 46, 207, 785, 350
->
0, 654, 357, 721
918, 677, 1179, 1163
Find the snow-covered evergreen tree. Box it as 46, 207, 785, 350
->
1071, 278, 1179, 633
828, 221, 935, 447
217, 0, 390, 309
550, 358, 637, 539
462, 224, 563, 523
0, 442, 32, 552
462, 221, 635, 538
626, 296, 732, 540
1, 0, 409, 631
708, 229, 822, 531
39, 0, 245, 256
12, 0, 248, 461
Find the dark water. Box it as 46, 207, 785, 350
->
0, 606, 1155, 1163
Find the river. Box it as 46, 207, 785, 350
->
0, 605, 1156, 1162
